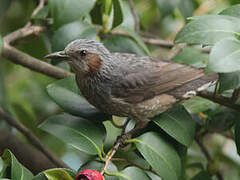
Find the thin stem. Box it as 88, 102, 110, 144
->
0, 107, 69, 168
128, 0, 140, 33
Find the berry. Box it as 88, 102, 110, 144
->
75, 169, 104, 180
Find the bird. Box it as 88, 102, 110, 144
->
45, 39, 217, 136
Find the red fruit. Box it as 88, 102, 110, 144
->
75, 169, 104, 180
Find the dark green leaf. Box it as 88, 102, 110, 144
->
133, 132, 181, 180
235, 118, 240, 155
0, 0, 11, 16
32, 6, 49, 20
79, 160, 118, 180
51, 21, 98, 52
175, 15, 240, 45
173, 47, 208, 68
191, 171, 212, 180
220, 4, 240, 19
153, 105, 195, 147
46, 77, 109, 122
1, 149, 33, 180
0, 35, 3, 54
208, 38, 240, 73
103, 35, 146, 56
112, 0, 123, 29
117, 26, 150, 55
40, 113, 106, 155
156, 0, 180, 16
219, 71, 240, 93
183, 97, 217, 113
119, 167, 150, 180
178, 0, 194, 19
49, 0, 97, 29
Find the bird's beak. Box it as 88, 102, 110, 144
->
45, 51, 70, 60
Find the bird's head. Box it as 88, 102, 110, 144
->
45, 39, 111, 75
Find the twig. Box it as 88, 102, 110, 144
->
0, 107, 69, 168
231, 89, 240, 103
111, 158, 157, 175
196, 137, 223, 180
167, 43, 186, 60
2, 43, 73, 79
198, 91, 240, 112
128, 0, 140, 33
141, 37, 174, 48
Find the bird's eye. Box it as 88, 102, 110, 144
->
80, 50, 87, 57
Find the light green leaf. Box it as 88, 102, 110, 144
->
208, 38, 240, 73
132, 132, 181, 180
219, 71, 240, 93
49, 0, 97, 29
178, 0, 194, 19
156, 0, 180, 16
220, 4, 240, 19
112, 0, 123, 29
1, 149, 33, 180
47, 77, 109, 122
51, 21, 98, 52
173, 47, 208, 68
153, 105, 195, 147
175, 15, 240, 45
117, 26, 151, 55
40, 113, 106, 155
44, 169, 74, 180
119, 167, 150, 180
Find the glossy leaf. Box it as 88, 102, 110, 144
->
208, 38, 240, 73
112, 0, 123, 29
40, 113, 106, 155
153, 105, 195, 147
119, 167, 150, 180
44, 169, 74, 180
79, 160, 118, 180
103, 36, 146, 56
191, 171, 212, 180
47, 77, 109, 122
175, 15, 240, 45
219, 71, 240, 93
220, 4, 240, 19
117, 26, 151, 55
235, 118, 240, 155
49, 0, 97, 28
173, 47, 208, 68
133, 132, 181, 180
51, 21, 98, 52
1, 149, 33, 180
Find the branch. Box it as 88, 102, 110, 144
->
198, 91, 240, 112
2, 43, 73, 79
128, 0, 140, 33
0, 128, 56, 174
0, 107, 69, 168
167, 43, 186, 60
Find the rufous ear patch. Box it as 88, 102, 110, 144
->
87, 54, 103, 73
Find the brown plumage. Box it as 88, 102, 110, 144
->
46, 39, 217, 133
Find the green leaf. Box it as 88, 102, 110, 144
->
219, 71, 240, 93
191, 171, 212, 180
32, 6, 49, 20
116, 26, 151, 55
112, 0, 123, 29
44, 169, 74, 180
1, 149, 33, 180
153, 105, 195, 147
220, 4, 240, 19
132, 132, 181, 180
156, 0, 180, 16
178, 0, 194, 19
173, 47, 208, 68
235, 118, 240, 155
119, 167, 150, 180
103, 35, 146, 56
0, 35, 3, 54
40, 113, 106, 155
46, 77, 109, 122
51, 21, 98, 52
175, 15, 240, 45
208, 38, 240, 73
183, 96, 217, 113
103, 0, 113, 15
79, 160, 118, 180
49, 0, 97, 29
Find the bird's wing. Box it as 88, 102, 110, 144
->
111, 53, 205, 103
